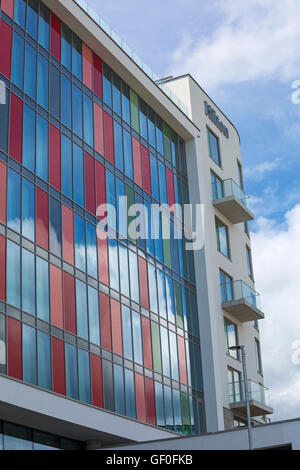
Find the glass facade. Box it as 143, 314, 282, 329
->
0, 0, 205, 437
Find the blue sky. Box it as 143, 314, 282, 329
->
86, 0, 300, 423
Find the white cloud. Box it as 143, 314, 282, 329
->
244, 157, 282, 181
171, 0, 300, 90
251, 204, 300, 421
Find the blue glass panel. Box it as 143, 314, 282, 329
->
160, 326, 170, 377
22, 178, 35, 241
148, 263, 158, 314
65, 343, 79, 399
157, 269, 167, 319
22, 248, 35, 314
7, 169, 21, 233
83, 94, 94, 148
156, 118, 164, 155
173, 389, 182, 433
23, 104, 36, 172
72, 85, 83, 139
38, 331, 52, 390
125, 369, 136, 419
76, 279, 88, 340
145, 200, 154, 257
171, 223, 179, 274
108, 238, 119, 292
158, 161, 168, 205
74, 213, 86, 271
121, 306, 133, 361
36, 114, 49, 181
14, 0, 26, 29
182, 285, 188, 331
123, 129, 133, 179
112, 73, 121, 116
150, 154, 159, 201
103, 64, 112, 107
121, 83, 130, 125
36, 257, 50, 322
50, 64, 61, 120
114, 364, 125, 416
166, 275, 175, 324
86, 222, 97, 278
61, 134, 72, 198
128, 250, 139, 303
164, 385, 174, 430
38, 2, 50, 50
61, 24, 72, 70
27, 0, 38, 39
132, 311, 143, 365
24, 43, 37, 99
61, 75, 72, 129
153, 208, 163, 263
169, 331, 179, 381
49, 197, 61, 257
106, 170, 116, 230
22, 324, 37, 385
139, 100, 148, 141
135, 193, 146, 252
11, 32, 25, 89
73, 143, 84, 206
113, 121, 123, 172
6, 240, 21, 309
72, 34, 82, 80
37, 53, 49, 109
148, 109, 156, 148
119, 244, 129, 298
155, 382, 165, 427
78, 349, 91, 404
88, 286, 100, 346
116, 178, 127, 238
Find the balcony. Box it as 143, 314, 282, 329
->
212, 179, 254, 224
229, 380, 273, 417
221, 280, 264, 322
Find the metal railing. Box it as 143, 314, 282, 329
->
229, 380, 269, 407
73, 0, 189, 116
221, 280, 261, 310
212, 178, 250, 208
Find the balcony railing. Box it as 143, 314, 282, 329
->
229, 380, 269, 407
212, 179, 250, 208
221, 280, 261, 311
74, 0, 189, 116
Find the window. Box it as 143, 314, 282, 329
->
37, 53, 49, 110
11, 32, 24, 89
23, 105, 36, 172
23, 324, 37, 385
215, 217, 230, 258
61, 75, 72, 129
114, 121, 123, 172
207, 129, 221, 166
50, 64, 61, 120
255, 339, 263, 373
72, 85, 83, 139
132, 311, 143, 366
103, 63, 112, 107
121, 82, 131, 125
246, 245, 254, 279
36, 257, 50, 322
86, 222, 97, 278
237, 160, 244, 190
88, 286, 100, 346
75, 279, 88, 340
49, 197, 61, 258
220, 270, 233, 302
6, 240, 21, 308
224, 318, 239, 359
72, 34, 82, 80
73, 143, 84, 206
61, 134, 72, 198
22, 248, 35, 315
36, 114, 49, 181
38, 2, 50, 50
24, 43, 37, 99
211, 171, 223, 200
228, 367, 242, 402
22, 178, 35, 242
114, 364, 125, 416
124, 369, 136, 419
78, 349, 91, 404
121, 306, 133, 361
83, 94, 94, 148
61, 24, 72, 70
112, 73, 121, 116
37, 331, 52, 390
65, 343, 79, 400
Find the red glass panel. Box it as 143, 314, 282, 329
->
52, 337, 66, 395
141, 316, 153, 370
110, 298, 123, 357
95, 161, 106, 219
132, 137, 142, 187
82, 43, 93, 90
36, 187, 49, 250
166, 167, 175, 210
138, 256, 149, 309
49, 124, 61, 191
7, 317, 22, 380
145, 377, 156, 425
62, 204, 74, 265
50, 13, 61, 62
9, 93, 23, 163
100, 293, 111, 351
135, 373, 146, 423
0, 235, 6, 302
177, 335, 188, 385
0, 161, 7, 225
50, 264, 63, 329
91, 354, 103, 408
85, 151, 96, 214
0, 20, 12, 78
63, 272, 76, 335
141, 145, 151, 194
1, 0, 14, 18
94, 102, 104, 156
97, 230, 109, 286
93, 54, 103, 99
104, 111, 114, 164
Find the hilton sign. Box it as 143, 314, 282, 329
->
204, 101, 229, 138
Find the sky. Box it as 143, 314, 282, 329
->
85, 0, 300, 422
